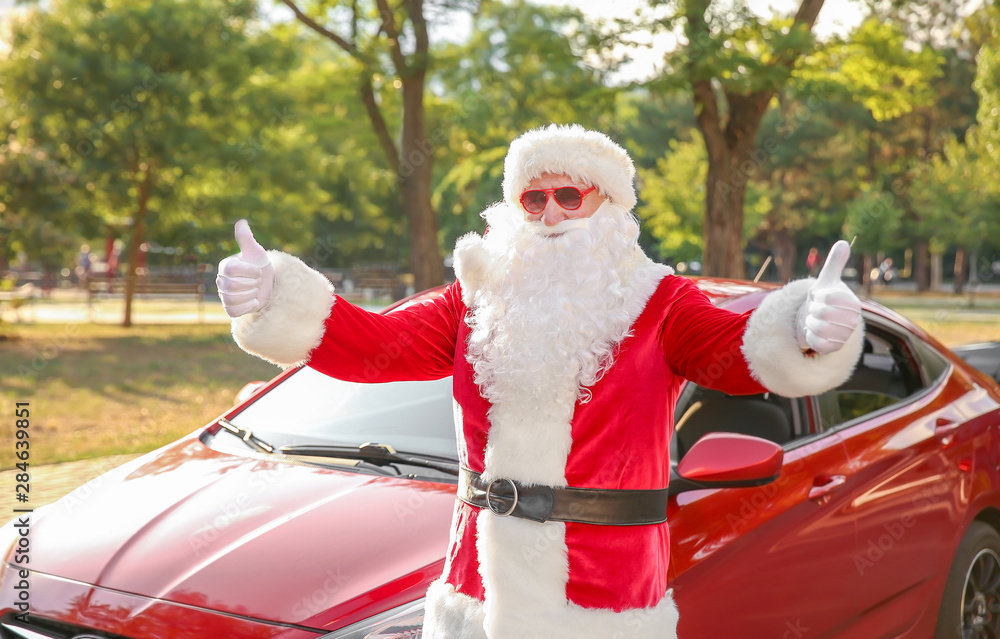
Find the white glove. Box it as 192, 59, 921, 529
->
216, 219, 275, 318
795, 240, 861, 355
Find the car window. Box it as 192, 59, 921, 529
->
229, 366, 459, 459
911, 337, 950, 386
814, 324, 931, 431
671, 383, 806, 460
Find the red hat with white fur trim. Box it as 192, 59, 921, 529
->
502, 124, 637, 212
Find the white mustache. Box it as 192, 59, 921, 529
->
529, 217, 592, 236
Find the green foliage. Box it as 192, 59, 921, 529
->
0, 0, 993, 287
843, 184, 904, 254
654, 1, 817, 94
635, 0, 948, 277
615, 91, 698, 171
431, 0, 616, 246
904, 11, 1000, 259
909, 136, 1000, 254
794, 19, 943, 121
0, 0, 311, 269
263, 41, 405, 265
638, 136, 771, 262
637, 138, 705, 262
974, 37, 1000, 161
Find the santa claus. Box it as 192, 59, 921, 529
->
217, 124, 864, 638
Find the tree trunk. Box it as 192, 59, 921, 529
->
968, 248, 979, 308
969, 248, 981, 286
283, 0, 443, 291
399, 76, 443, 289
702, 148, 749, 278
769, 228, 797, 282
122, 168, 153, 328
953, 248, 966, 294
694, 95, 764, 280
930, 251, 943, 291
915, 240, 930, 292
691, 88, 780, 280
862, 253, 874, 298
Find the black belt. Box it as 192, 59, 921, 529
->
458, 467, 668, 526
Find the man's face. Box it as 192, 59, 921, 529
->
522, 173, 604, 227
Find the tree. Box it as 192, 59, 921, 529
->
2, 0, 304, 326
632, 1, 944, 279
636, 138, 706, 264
908, 17, 1000, 296
278, 0, 457, 289
844, 184, 904, 296
431, 0, 616, 247
637, 135, 771, 270
678, 0, 826, 279
0, 135, 86, 276
748, 94, 858, 282
839, 2, 981, 291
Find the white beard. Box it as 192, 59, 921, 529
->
464, 201, 647, 410
454, 199, 671, 485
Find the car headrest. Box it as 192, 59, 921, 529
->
675, 396, 792, 458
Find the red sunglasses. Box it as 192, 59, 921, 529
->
520, 185, 597, 214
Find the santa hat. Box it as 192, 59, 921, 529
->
502, 124, 637, 212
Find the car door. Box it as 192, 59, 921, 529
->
815, 320, 970, 637
669, 389, 859, 638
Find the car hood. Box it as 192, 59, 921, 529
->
5, 433, 456, 631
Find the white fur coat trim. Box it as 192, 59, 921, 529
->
422, 579, 488, 639
741, 278, 864, 398
452, 231, 492, 307
423, 551, 679, 639
231, 250, 335, 369
475, 513, 678, 638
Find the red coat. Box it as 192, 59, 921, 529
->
307, 274, 767, 637
230, 243, 863, 638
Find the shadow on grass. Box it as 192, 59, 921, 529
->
0, 324, 277, 400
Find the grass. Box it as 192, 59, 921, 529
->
886, 312, 1000, 346
0, 297, 997, 472
0, 323, 278, 470
872, 298, 1000, 346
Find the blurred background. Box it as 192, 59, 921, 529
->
0, 0, 998, 503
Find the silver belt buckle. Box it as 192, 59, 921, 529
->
485, 477, 518, 516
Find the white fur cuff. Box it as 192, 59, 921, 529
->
232, 250, 335, 368
741, 278, 864, 398
452, 232, 489, 307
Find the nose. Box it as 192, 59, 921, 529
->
539, 197, 569, 226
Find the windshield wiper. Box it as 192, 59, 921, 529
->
216, 418, 276, 454
279, 442, 459, 476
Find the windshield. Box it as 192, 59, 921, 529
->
229, 366, 459, 460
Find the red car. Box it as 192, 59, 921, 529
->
3, 279, 1000, 639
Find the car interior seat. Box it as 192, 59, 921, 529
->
835, 335, 911, 399
675, 392, 794, 458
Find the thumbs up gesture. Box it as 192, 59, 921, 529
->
795, 241, 862, 355
216, 220, 275, 318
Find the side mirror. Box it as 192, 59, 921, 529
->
234, 381, 267, 405
671, 432, 783, 495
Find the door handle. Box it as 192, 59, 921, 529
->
809, 475, 846, 501
935, 417, 960, 448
